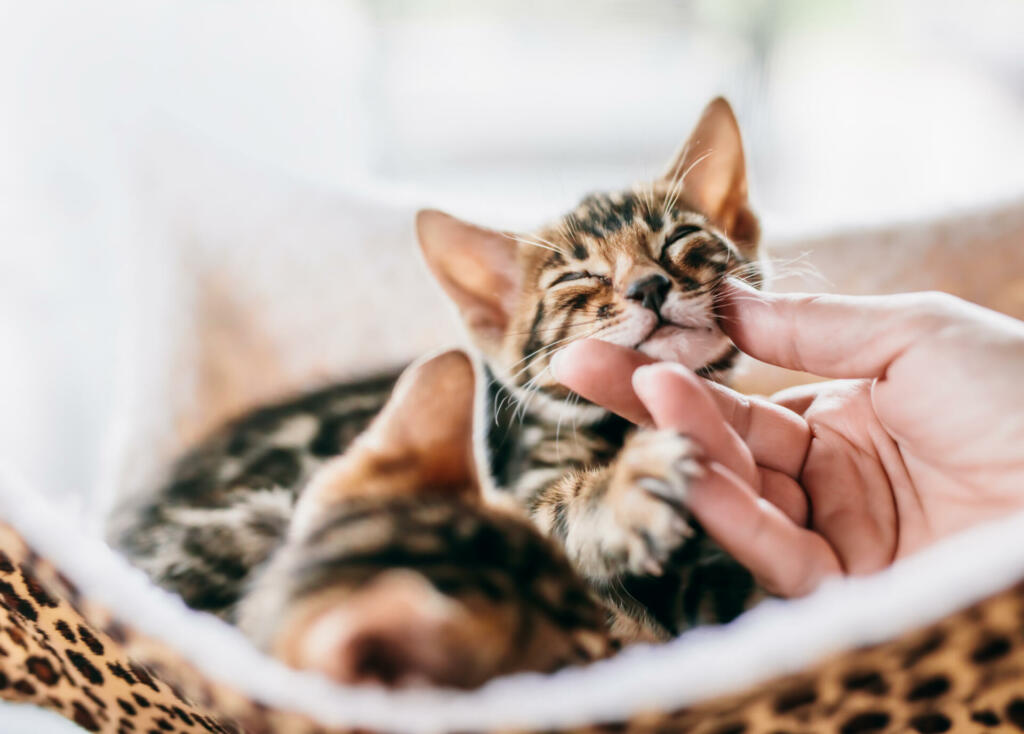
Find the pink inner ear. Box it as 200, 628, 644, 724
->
662, 99, 749, 233
416, 208, 520, 346
363, 349, 480, 494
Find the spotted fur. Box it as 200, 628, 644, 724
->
110, 371, 402, 621
418, 97, 765, 637
238, 496, 610, 687
112, 351, 613, 687
112, 98, 764, 666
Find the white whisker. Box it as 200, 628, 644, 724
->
663, 150, 712, 219
507, 232, 571, 258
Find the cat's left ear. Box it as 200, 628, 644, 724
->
663, 97, 759, 253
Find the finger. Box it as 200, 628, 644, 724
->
633, 364, 758, 488
759, 467, 808, 526
700, 380, 811, 478
717, 279, 957, 379
801, 431, 898, 575
690, 462, 842, 597
768, 382, 829, 415
550, 340, 655, 426
557, 340, 812, 479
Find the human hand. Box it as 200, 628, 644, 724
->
550, 281, 1024, 596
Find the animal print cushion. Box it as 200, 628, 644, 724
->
4, 517, 1024, 734
0, 524, 233, 733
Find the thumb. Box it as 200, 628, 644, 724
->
718, 279, 957, 379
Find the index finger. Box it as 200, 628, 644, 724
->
550, 340, 655, 426
718, 279, 959, 379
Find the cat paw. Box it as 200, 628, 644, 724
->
591, 429, 702, 578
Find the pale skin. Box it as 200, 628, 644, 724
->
550, 279, 1024, 597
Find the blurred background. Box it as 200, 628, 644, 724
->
2, 2, 1023, 729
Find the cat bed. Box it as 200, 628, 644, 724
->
5, 466, 1024, 733
5, 139, 1024, 733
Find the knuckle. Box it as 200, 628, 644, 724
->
906, 291, 962, 328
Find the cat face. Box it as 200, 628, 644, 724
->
418, 98, 760, 415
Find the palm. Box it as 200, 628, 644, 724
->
789, 379, 904, 573
793, 366, 1024, 573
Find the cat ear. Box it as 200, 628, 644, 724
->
298, 350, 479, 517
662, 97, 759, 250
416, 209, 520, 351
363, 349, 479, 494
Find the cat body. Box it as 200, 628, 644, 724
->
111, 98, 765, 681
119, 352, 611, 687
416, 98, 765, 636
111, 371, 401, 621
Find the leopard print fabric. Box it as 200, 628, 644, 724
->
5, 516, 1024, 733
0, 525, 231, 733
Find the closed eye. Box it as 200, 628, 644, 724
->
660, 224, 703, 255
549, 271, 609, 287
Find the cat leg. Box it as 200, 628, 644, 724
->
528, 427, 701, 581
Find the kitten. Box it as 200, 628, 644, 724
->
112, 97, 762, 653
417, 97, 763, 636
122, 351, 611, 687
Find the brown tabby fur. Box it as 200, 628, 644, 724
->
418, 97, 764, 637
240, 351, 612, 687
113, 98, 765, 684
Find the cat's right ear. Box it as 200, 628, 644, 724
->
293, 350, 480, 534
361, 348, 480, 496
661, 97, 758, 252
416, 209, 520, 352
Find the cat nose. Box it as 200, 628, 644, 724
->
625, 273, 670, 313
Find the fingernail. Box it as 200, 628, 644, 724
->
633, 362, 687, 385
631, 363, 653, 382
631, 364, 660, 399
724, 277, 771, 304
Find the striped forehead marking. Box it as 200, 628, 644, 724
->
561, 188, 686, 245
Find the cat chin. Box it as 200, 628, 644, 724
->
636, 326, 728, 370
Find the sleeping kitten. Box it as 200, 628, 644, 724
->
417, 97, 763, 636
112, 97, 762, 651
123, 351, 611, 687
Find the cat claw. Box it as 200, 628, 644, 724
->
604, 429, 703, 578
641, 557, 664, 576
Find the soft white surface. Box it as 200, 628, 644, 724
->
0, 704, 80, 734
97, 133, 468, 525
5, 461, 1024, 733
